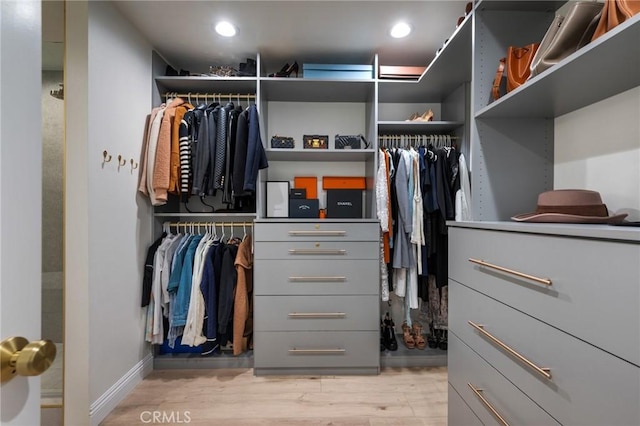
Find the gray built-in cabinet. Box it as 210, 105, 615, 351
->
152, 8, 471, 371
253, 220, 381, 375
447, 1, 640, 424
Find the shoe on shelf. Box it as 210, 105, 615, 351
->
415, 109, 434, 122
405, 112, 419, 121
412, 322, 427, 350
402, 321, 416, 349
237, 58, 257, 77
380, 319, 387, 351
268, 62, 288, 77
268, 61, 299, 78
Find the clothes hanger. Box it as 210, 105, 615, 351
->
228, 223, 235, 243
243, 222, 248, 241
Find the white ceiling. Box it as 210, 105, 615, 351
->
113, 0, 470, 75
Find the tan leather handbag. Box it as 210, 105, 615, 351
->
506, 43, 539, 92
491, 43, 539, 101
529, 1, 604, 79
591, 0, 640, 41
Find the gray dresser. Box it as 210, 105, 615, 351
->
253, 219, 380, 375
448, 223, 640, 425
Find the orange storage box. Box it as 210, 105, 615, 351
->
293, 176, 317, 199
322, 176, 366, 190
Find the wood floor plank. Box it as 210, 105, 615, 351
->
405, 391, 448, 418
99, 368, 449, 425
369, 418, 428, 425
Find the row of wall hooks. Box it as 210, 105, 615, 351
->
103, 150, 138, 173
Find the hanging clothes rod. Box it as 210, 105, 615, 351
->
167, 221, 254, 227
378, 135, 459, 140
163, 92, 256, 100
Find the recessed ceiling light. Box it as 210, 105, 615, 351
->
390, 22, 412, 39
215, 21, 237, 37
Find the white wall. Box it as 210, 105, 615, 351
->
0, 1, 42, 425
66, 1, 154, 424
555, 87, 640, 221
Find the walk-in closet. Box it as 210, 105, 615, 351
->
1, 1, 637, 425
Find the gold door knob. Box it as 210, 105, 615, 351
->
1, 336, 57, 383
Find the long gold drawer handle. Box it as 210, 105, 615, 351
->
288, 230, 347, 236
467, 383, 509, 426
288, 312, 346, 318
468, 321, 552, 379
289, 249, 346, 255
289, 276, 347, 282
468, 258, 552, 286
289, 348, 346, 354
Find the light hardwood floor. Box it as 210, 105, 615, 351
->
101, 367, 448, 425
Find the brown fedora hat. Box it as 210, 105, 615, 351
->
511, 189, 628, 224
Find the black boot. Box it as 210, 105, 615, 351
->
438, 330, 448, 351
427, 324, 438, 349
384, 313, 398, 351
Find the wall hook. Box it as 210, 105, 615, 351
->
130, 158, 139, 174
117, 154, 127, 171
102, 150, 112, 168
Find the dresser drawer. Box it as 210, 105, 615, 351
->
450, 280, 640, 426
253, 331, 379, 369
255, 221, 379, 242
448, 383, 483, 426
449, 226, 640, 366
448, 333, 560, 426
254, 241, 378, 260
254, 295, 378, 332
254, 259, 378, 295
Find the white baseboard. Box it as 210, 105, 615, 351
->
89, 353, 153, 426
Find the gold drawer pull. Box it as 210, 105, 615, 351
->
289, 348, 346, 354
288, 230, 346, 236
289, 249, 346, 255
468, 383, 509, 426
468, 321, 552, 379
468, 258, 552, 286
288, 312, 346, 318
289, 276, 346, 282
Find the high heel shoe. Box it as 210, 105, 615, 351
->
269, 61, 299, 78
402, 321, 416, 349
412, 322, 427, 350
415, 109, 434, 121
268, 63, 289, 77
405, 112, 419, 121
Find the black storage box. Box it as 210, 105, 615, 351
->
326, 189, 363, 218
289, 198, 319, 218
290, 188, 307, 199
